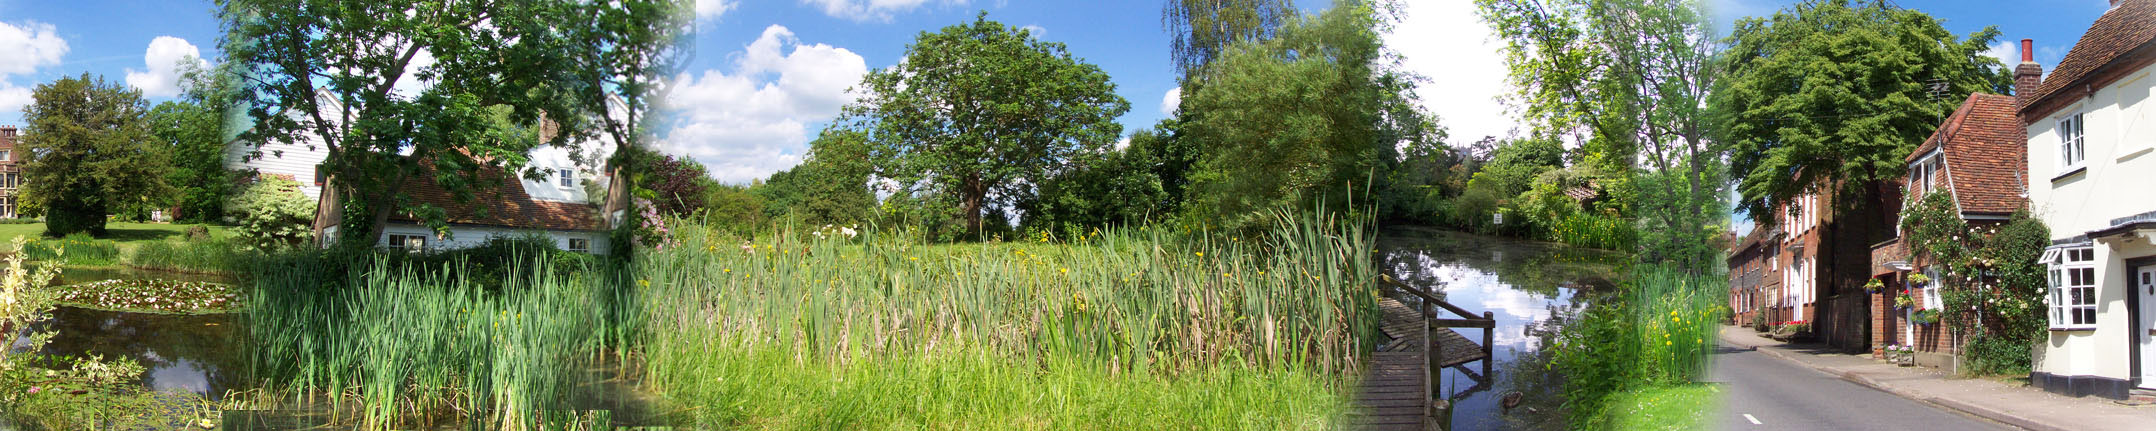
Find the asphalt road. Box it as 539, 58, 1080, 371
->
1706, 345, 2016, 430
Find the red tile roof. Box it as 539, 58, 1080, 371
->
388, 161, 603, 232
1913, 93, 2027, 215
2022, 0, 2156, 115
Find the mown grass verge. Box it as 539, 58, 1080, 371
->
639, 211, 1380, 429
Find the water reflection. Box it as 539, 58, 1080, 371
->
1378, 226, 1623, 431
23, 306, 246, 399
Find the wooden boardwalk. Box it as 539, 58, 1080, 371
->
1352, 294, 1493, 431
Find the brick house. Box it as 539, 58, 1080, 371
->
1867, 90, 2030, 371
0, 126, 20, 219
2017, 0, 2156, 400
1729, 229, 1779, 328
1747, 189, 1825, 327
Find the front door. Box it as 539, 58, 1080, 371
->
2139, 266, 2156, 390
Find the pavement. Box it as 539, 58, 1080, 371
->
1715, 325, 2156, 431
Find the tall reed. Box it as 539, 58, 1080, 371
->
639, 210, 1380, 427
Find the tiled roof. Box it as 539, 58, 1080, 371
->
2022, 0, 2156, 114
388, 161, 603, 232
1914, 93, 2027, 215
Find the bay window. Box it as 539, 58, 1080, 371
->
2046, 246, 2097, 330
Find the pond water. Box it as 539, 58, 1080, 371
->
12, 266, 246, 399
1377, 226, 1626, 430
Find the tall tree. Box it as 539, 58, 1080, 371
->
1162, 0, 1297, 79
1711, 0, 2008, 234
218, 0, 686, 244
17, 74, 173, 236
150, 61, 242, 223
1480, 0, 1724, 271
1179, 0, 1438, 228
843, 13, 1129, 240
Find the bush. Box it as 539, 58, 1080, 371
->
183, 224, 211, 241
225, 177, 315, 249
1961, 331, 2033, 376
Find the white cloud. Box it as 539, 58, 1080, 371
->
1387, 0, 1513, 144
0, 83, 31, 120
0, 21, 67, 78
1982, 41, 2015, 69
1160, 87, 1180, 116
124, 36, 210, 98
660, 25, 868, 184
1020, 24, 1046, 39
696, 0, 736, 20
802, 0, 963, 22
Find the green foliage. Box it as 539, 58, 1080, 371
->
21, 234, 122, 266
758, 130, 878, 228
1548, 264, 1723, 429
226, 176, 316, 250
641, 210, 1379, 427
1898, 191, 2049, 375
1180, 1, 1438, 230
126, 238, 251, 275
1163, 0, 1298, 79
1713, 0, 2010, 231
149, 60, 242, 223
1020, 138, 1170, 233
242, 249, 631, 428
698, 184, 769, 240
846, 14, 1130, 240
17, 73, 173, 237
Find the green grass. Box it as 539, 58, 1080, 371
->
124, 237, 251, 274
1548, 264, 1724, 430
1595, 384, 1717, 431
0, 222, 235, 269
241, 248, 633, 430
640, 211, 1380, 429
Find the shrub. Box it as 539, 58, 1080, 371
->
226, 176, 315, 249
1961, 331, 2033, 375
183, 224, 211, 241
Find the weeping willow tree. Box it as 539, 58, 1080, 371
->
1163, 0, 1298, 80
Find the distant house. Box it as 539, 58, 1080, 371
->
0, 126, 21, 219
225, 91, 626, 255
1867, 91, 2029, 371
2017, 0, 2156, 400
1728, 229, 1777, 328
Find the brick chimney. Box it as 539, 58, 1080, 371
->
2015, 39, 2044, 106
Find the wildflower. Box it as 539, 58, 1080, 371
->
1195, 252, 1204, 258
638, 279, 651, 287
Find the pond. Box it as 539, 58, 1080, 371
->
1377, 226, 1626, 430
12, 266, 246, 400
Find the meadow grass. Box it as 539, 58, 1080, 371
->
124, 238, 251, 274
240, 247, 635, 430
639, 211, 1381, 429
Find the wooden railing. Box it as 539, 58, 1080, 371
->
1381, 274, 1496, 419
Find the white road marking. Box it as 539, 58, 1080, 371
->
1744, 414, 1763, 425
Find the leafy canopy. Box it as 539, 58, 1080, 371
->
16, 74, 173, 237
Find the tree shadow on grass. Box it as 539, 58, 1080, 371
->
100, 227, 186, 242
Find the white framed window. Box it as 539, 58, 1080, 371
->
2059, 113, 2086, 170
388, 233, 428, 254
567, 237, 590, 253
2, 150, 12, 161
559, 169, 576, 187
1921, 270, 1943, 310
2047, 246, 2097, 330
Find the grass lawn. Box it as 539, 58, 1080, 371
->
1597, 384, 1718, 431
0, 221, 232, 253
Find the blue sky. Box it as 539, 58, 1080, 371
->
0, 0, 225, 127
1715, 0, 2122, 236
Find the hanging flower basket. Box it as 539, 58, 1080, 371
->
1894, 293, 1914, 310
1906, 273, 1931, 287
1911, 309, 1940, 325
1864, 278, 1886, 294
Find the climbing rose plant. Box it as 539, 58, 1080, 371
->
1898, 191, 2048, 374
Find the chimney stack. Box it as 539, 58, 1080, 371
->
2016, 39, 2044, 107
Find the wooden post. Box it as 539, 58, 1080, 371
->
1425, 311, 1437, 423
1482, 311, 1495, 377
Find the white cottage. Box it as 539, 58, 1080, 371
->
2019, 0, 2156, 401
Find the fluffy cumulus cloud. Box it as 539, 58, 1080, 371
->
1019, 24, 1047, 39
695, 0, 736, 20
802, 0, 964, 22
0, 20, 69, 117
1160, 87, 1180, 116
660, 25, 868, 183
1385, 0, 1512, 143
124, 36, 210, 98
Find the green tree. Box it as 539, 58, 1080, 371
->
1481, 0, 1722, 271
1162, 0, 1297, 79
218, 0, 685, 245
150, 61, 242, 223
1019, 138, 1168, 232
760, 130, 877, 227
17, 74, 173, 237
844, 14, 1129, 240
1180, 0, 1439, 229
226, 176, 316, 249
1711, 0, 2009, 236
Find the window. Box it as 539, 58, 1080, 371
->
2, 150, 11, 161
559, 169, 576, 187
1921, 270, 1943, 310
2059, 113, 2086, 169
567, 238, 590, 253
2047, 246, 2097, 330
388, 234, 427, 253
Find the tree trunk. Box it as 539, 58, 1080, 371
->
961, 173, 985, 240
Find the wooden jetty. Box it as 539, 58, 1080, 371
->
1352, 275, 1495, 431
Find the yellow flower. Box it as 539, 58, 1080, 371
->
1195, 252, 1204, 258
638, 279, 651, 287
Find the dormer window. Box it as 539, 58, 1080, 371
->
1908, 153, 1940, 195
2058, 112, 2085, 170
559, 168, 576, 187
